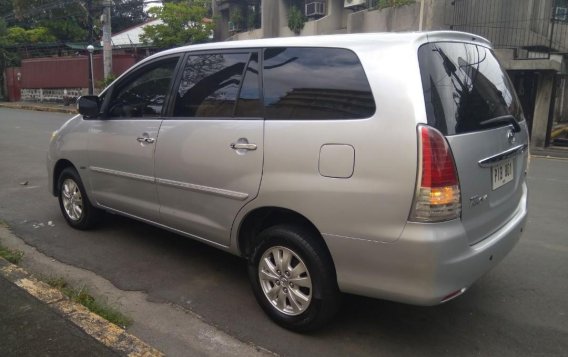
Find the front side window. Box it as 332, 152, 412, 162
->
107, 57, 178, 118
174, 53, 255, 117
262, 47, 376, 120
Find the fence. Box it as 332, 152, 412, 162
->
445, 0, 568, 59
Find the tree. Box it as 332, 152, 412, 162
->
140, 0, 214, 48
11, 0, 90, 42
2, 26, 55, 44
111, 0, 147, 33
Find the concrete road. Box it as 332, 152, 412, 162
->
0, 107, 567, 356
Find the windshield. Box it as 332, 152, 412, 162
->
418, 42, 524, 135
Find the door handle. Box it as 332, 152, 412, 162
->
230, 143, 257, 151
137, 137, 156, 144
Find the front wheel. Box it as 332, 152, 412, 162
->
248, 225, 340, 332
57, 167, 101, 230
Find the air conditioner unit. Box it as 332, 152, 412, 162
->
555, 7, 568, 21
228, 21, 239, 32
305, 1, 325, 17
344, 0, 366, 8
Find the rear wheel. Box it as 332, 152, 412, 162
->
248, 225, 340, 332
57, 167, 101, 230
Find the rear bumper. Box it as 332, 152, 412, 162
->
324, 183, 528, 305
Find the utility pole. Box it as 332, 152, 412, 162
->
102, 0, 112, 80
87, 0, 94, 95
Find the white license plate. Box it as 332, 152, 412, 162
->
492, 159, 514, 190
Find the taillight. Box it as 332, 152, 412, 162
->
409, 125, 461, 222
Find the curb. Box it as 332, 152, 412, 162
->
0, 257, 164, 357
0, 103, 77, 114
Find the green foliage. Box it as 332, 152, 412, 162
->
140, 0, 215, 48
12, 0, 90, 41
26, 27, 55, 42
3, 26, 54, 45
287, 6, 305, 35
4, 26, 55, 44
96, 73, 117, 90
5, 26, 26, 43
246, 4, 260, 31
0, 244, 24, 264
46, 277, 132, 328
247, 11, 256, 30
0, 18, 7, 36
111, 0, 148, 33
39, 18, 87, 43
229, 7, 243, 31
373, 0, 415, 9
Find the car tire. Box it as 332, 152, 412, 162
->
248, 224, 341, 332
57, 167, 101, 230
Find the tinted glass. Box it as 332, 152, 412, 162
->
418, 42, 524, 135
263, 47, 375, 119
108, 58, 177, 118
174, 53, 249, 117
235, 53, 262, 117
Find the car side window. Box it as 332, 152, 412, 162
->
174, 52, 259, 118
107, 58, 178, 119
263, 47, 376, 120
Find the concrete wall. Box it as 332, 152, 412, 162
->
422, 0, 447, 30
347, 3, 420, 33
21, 88, 86, 103
232, 28, 264, 41
216, 0, 452, 41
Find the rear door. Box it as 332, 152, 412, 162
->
155, 50, 264, 247
418, 42, 529, 245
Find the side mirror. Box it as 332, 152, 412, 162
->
77, 96, 101, 119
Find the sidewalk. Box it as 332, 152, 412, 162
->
0, 274, 119, 357
0, 257, 163, 357
531, 146, 568, 159
0, 101, 77, 114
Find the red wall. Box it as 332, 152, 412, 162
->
20, 54, 137, 89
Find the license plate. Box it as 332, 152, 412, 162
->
492, 159, 514, 190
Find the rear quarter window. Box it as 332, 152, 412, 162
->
262, 47, 376, 120
418, 42, 524, 135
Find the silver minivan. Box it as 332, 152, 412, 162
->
47, 31, 529, 331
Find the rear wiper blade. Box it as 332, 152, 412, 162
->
480, 115, 521, 132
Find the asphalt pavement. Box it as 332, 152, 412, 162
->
0, 107, 567, 356
0, 274, 119, 357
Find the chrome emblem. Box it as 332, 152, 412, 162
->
507, 129, 516, 145
469, 194, 488, 207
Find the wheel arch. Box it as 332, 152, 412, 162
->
52, 159, 77, 195
237, 207, 336, 274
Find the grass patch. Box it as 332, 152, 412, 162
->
0, 221, 23, 264
0, 244, 24, 264
45, 276, 132, 328
372, 0, 415, 9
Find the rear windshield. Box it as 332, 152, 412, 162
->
418, 42, 524, 135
